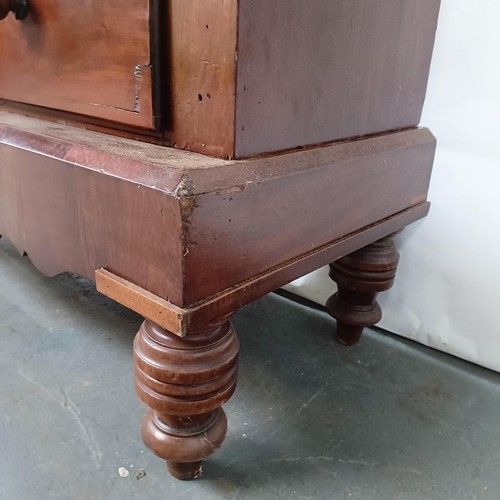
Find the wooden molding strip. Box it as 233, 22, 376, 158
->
95, 269, 187, 337
95, 202, 429, 337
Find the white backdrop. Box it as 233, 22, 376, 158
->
285, 0, 500, 372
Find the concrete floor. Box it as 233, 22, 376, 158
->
1, 237, 499, 500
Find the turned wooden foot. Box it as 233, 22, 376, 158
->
326, 236, 399, 346
133, 318, 239, 480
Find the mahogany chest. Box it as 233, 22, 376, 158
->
0, 0, 440, 480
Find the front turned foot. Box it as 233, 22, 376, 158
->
133, 319, 239, 480
326, 236, 399, 346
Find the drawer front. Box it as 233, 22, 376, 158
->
0, 1, 158, 129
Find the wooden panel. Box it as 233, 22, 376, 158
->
168, 0, 238, 158
182, 128, 436, 303
183, 203, 430, 332
0, 117, 185, 304
0, 0, 158, 128
235, 0, 441, 157
0, 113, 434, 313
96, 204, 429, 336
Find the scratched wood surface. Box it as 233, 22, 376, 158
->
0, 0, 158, 129
0, 112, 435, 313
168, 0, 238, 158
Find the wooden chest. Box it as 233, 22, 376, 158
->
0, 0, 440, 481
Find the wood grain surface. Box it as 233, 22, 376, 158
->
235, 0, 441, 157
93, 205, 428, 337
168, 0, 238, 158
182, 129, 436, 303
0, 113, 434, 323
0, 1, 439, 158
134, 319, 239, 479
327, 236, 400, 346
0, 0, 158, 128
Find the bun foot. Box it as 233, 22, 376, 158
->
134, 319, 239, 479
327, 236, 399, 345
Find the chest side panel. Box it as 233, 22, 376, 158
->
235, 0, 440, 157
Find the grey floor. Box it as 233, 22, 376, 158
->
1, 238, 499, 500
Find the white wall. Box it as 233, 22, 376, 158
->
285, 0, 500, 372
